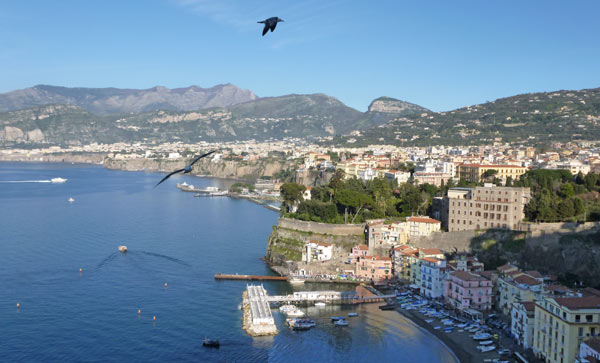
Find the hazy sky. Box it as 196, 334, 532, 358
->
1, 0, 598, 111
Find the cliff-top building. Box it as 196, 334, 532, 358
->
447, 184, 531, 232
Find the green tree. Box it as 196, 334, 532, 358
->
560, 183, 575, 199
505, 176, 513, 187
280, 183, 306, 212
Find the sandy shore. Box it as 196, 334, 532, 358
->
394, 306, 504, 363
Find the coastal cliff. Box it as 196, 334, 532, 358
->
265, 218, 366, 273
104, 157, 295, 180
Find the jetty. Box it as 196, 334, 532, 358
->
266, 290, 395, 305
214, 274, 288, 281
242, 284, 278, 336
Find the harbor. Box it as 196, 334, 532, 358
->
214, 274, 288, 281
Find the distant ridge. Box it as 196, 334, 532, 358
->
0, 84, 258, 114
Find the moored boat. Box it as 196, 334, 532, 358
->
348, 312, 358, 317
286, 309, 305, 317
118, 245, 128, 252
314, 302, 326, 307
203, 338, 220, 348
334, 319, 348, 326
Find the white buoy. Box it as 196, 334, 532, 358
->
79, 268, 83, 273
16, 303, 20, 309
153, 316, 156, 321
138, 309, 141, 315
164, 283, 168, 288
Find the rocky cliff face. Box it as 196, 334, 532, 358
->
103, 157, 294, 180
367, 97, 430, 115
0, 84, 257, 114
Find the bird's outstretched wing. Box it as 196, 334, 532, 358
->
189, 150, 217, 167
154, 168, 185, 189
262, 24, 269, 36
270, 22, 277, 32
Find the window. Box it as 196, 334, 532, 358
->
579, 327, 584, 336
586, 315, 593, 322
576, 315, 581, 322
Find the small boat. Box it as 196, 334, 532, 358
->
118, 245, 128, 253
279, 304, 296, 312
348, 312, 358, 317
289, 277, 305, 284
334, 319, 348, 326
314, 302, 326, 307
286, 309, 305, 317
331, 316, 345, 321
425, 319, 434, 323
479, 340, 493, 346
473, 333, 492, 340
478, 345, 495, 353
378, 304, 395, 311
51, 177, 67, 183
433, 326, 442, 330
67, 197, 75, 203
203, 338, 220, 348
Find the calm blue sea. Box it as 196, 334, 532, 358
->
0, 162, 457, 362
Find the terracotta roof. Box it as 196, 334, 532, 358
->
582, 288, 600, 298
420, 248, 444, 256
477, 271, 496, 279
497, 263, 517, 273
315, 242, 332, 247
422, 257, 442, 263
583, 337, 600, 355
520, 301, 536, 312
408, 216, 441, 224
356, 245, 369, 250
450, 270, 489, 282
553, 297, 600, 310
513, 274, 542, 286
393, 245, 411, 251
525, 270, 543, 278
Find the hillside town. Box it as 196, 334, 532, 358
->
3, 139, 600, 362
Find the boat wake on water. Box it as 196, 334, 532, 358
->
138, 251, 191, 267
0, 178, 67, 184
96, 252, 119, 270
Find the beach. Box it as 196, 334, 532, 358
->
392, 304, 512, 363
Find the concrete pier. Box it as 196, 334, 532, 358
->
242, 284, 278, 337
215, 274, 287, 281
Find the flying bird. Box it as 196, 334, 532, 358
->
258, 17, 284, 36
154, 150, 217, 188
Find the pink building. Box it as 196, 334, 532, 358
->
355, 255, 392, 284
351, 244, 369, 262
445, 270, 493, 311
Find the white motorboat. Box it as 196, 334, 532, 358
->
334, 319, 348, 326
51, 177, 67, 183
279, 304, 297, 312
477, 345, 496, 352
118, 245, 128, 253
473, 333, 492, 340
289, 277, 305, 284
286, 309, 305, 317
479, 340, 494, 345
67, 197, 75, 203
315, 302, 326, 307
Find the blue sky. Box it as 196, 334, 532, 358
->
1, 0, 599, 111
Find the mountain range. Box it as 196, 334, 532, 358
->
0, 84, 257, 114
0, 84, 598, 147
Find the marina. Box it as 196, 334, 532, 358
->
214, 274, 288, 281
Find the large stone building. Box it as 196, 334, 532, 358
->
533, 296, 600, 363
447, 184, 531, 231
457, 163, 527, 183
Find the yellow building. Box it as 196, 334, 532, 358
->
457, 163, 527, 183
533, 296, 600, 363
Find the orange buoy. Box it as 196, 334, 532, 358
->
79, 268, 83, 273
16, 303, 20, 309
153, 316, 156, 321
